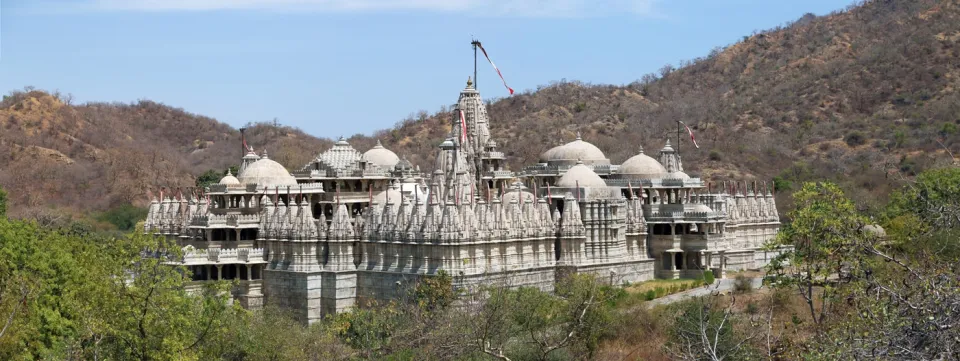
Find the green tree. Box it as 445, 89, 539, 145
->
195, 166, 238, 189
97, 204, 148, 231
807, 168, 960, 359
471, 274, 618, 361
766, 182, 865, 327
80, 227, 232, 361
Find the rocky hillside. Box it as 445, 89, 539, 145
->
2, 0, 958, 219
356, 0, 960, 209
0, 91, 326, 220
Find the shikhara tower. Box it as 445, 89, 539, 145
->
145, 75, 783, 324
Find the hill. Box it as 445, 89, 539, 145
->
356, 0, 959, 208
2, 0, 959, 220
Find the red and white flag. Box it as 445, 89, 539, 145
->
476, 42, 514, 95
459, 109, 468, 144
679, 121, 699, 149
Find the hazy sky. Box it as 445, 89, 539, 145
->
1, 0, 855, 138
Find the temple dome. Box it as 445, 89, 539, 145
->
363, 140, 400, 168
237, 157, 297, 187
666, 171, 690, 180
539, 133, 609, 165
619, 148, 667, 178
501, 180, 536, 204
557, 162, 607, 188
373, 184, 404, 205
218, 170, 240, 186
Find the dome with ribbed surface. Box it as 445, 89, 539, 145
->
501, 180, 536, 204
620, 147, 667, 178
373, 184, 404, 204
557, 162, 607, 187
363, 140, 400, 168
237, 155, 297, 187
539, 133, 610, 165
666, 171, 690, 180
218, 170, 240, 185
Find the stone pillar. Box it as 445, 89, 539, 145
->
244, 264, 250, 280
215, 265, 222, 280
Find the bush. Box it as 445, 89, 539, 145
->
844, 131, 867, 146
709, 150, 723, 161
700, 270, 716, 285
733, 275, 753, 294
645, 290, 657, 301
746, 302, 759, 315
97, 204, 148, 231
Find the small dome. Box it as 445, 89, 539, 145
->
373, 184, 404, 204
237, 158, 297, 187
666, 171, 690, 180
501, 180, 536, 204
539, 133, 609, 165
620, 147, 667, 178
689, 204, 713, 213
218, 170, 240, 185
363, 140, 400, 168
557, 162, 607, 188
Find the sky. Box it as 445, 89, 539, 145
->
0, 0, 856, 138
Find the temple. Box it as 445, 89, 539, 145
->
144, 77, 781, 323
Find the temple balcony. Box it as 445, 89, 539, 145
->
481, 170, 515, 179
180, 247, 267, 265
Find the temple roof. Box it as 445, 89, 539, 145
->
363, 140, 400, 168
619, 146, 668, 178
557, 161, 607, 187
237, 155, 297, 187
539, 132, 610, 165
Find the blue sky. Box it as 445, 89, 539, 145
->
1, 0, 855, 138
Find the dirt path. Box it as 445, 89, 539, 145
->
643, 277, 764, 309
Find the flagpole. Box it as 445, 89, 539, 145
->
677, 121, 681, 155
471, 38, 479, 90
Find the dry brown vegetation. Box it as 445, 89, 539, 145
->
2, 0, 958, 219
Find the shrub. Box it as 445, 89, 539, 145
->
746, 302, 759, 315
700, 270, 716, 285
709, 150, 722, 161
645, 290, 657, 301
940, 122, 958, 136
733, 275, 753, 294
97, 204, 148, 231
844, 131, 867, 147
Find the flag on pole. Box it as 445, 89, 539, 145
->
476, 42, 514, 95
546, 182, 551, 205
459, 109, 468, 144
678, 121, 700, 149
576, 181, 580, 202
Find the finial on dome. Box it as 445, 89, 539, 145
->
261, 149, 269, 159
665, 139, 671, 146
467, 76, 473, 87
576, 158, 584, 165
576, 131, 582, 140
638, 145, 644, 154
226, 169, 233, 176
